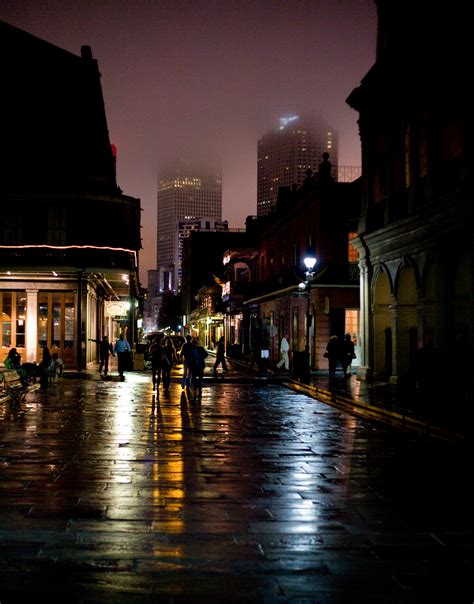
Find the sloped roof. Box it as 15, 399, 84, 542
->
1, 20, 118, 195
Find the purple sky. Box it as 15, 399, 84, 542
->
1, 1, 377, 282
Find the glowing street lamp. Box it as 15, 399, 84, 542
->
300, 251, 317, 381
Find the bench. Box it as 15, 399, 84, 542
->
0, 368, 39, 404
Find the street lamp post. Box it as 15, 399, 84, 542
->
297, 252, 317, 382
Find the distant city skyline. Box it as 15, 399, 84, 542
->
0, 1, 377, 281
257, 115, 338, 216
156, 167, 222, 292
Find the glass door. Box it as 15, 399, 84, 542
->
1, 291, 27, 364
38, 292, 76, 367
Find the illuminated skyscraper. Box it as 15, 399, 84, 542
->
257, 116, 338, 216
156, 167, 222, 292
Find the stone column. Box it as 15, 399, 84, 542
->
25, 289, 38, 363
356, 257, 373, 381
389, 297, 399, 384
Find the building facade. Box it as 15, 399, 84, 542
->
257, 115, 338, 216
176, 218, 228, 291
347, 1, 472, 399
242, 160, 360, 369
156, 168, 222, 292
0, 22, 141, 369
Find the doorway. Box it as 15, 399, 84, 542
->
37, 292, 76, 367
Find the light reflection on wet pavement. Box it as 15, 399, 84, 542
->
0, 371, 472, 601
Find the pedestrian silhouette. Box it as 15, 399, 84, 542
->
213, 336, 228, 374
325, 335, 339, 379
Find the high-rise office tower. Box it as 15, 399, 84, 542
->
156, 167, 222, 292
257, 115, 338, 216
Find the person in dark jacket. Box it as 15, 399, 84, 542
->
98, 336, 114, 376
325, 335, 339, 379
161, 337, 177, 393
192, 340, 208, 394
341, 333, 356, 377
180, 335, 195, 389
213, 336, 228, 373
149, 334, 164, 390
38, 346, 52, 390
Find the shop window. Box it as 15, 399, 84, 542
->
1, 291, 27, 358
38, 292, 76, 366
1, 292, 12, 348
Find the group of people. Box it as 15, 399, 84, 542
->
146, 333, 232, 395
148, 334, 211, 395
325, 334, 356, 378
148, 333, 179, 392
92, 333, 131, 381
4, 346, 63, 390
274, 333, 356, 378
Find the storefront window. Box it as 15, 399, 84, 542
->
37, 292, 76, 367
52, 295, 61, 348
1, 292, 27, 357
2, 293, 12, 348
38, 295, 48, 347
16, 294, 26, 348
65, 295, 75, 349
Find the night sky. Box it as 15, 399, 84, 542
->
0, 1, 377, 282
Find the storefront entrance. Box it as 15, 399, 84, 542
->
37, 292, 76, 367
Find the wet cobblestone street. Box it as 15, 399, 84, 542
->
0, 370, 473, 602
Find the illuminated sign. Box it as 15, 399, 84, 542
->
105, 301, 129, 317
221, 281, 231, 297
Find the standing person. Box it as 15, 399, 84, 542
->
325, 335, 340, 379
161, 337, 176, 393
192, 340, 208, 394
213, 336, 228, 374
180, 335, 194, 389
276, 334, 290, 371
341, 334, 356, 377
38, 346, 52, 390
115, 333, 131, 381
98, 336, 114, 376
149, 334, 164, 390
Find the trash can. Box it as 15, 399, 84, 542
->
133, 352, 145, 371
292, 350, 310, 382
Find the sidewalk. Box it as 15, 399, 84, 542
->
212, 353, 471, 442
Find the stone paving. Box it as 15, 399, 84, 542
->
0, 364, 473, 602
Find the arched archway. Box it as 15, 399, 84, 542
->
372, 269, 392, 379
421, 262, 436, 345
395, 264, 418, 380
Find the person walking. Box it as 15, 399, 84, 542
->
325, 335, 340, 379
180, 335, 194, 389
192, 340, 208, 395
213, 336, 228, 374
341, 333, 355, 377
276, 334, 290, 371
115, 333, 131, 381
98, 335, 114, 376
149, 334, 164, 390
161, 337, 177, 393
